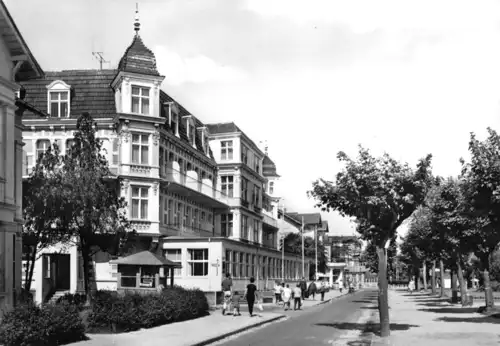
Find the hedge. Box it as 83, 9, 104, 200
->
0, 303, 87, 346
86, 286, 209, 333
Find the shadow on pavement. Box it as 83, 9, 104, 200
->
416, 302, 450, 307
418, 307, 478, 314
435, 315, 500, 324
315, 322, 419, 336
413, 298, 449, 304
352, 300, 376, 304
359, 306, 385, 310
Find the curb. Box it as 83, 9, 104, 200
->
189, 315, 286, 346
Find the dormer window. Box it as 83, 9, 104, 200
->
166, 102, 180, 137
46, 80, 71, 118
198, 127, 210, 155
131, 85, 150, 115
183, 115, 196, 147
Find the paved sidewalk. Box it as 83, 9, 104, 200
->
73, 290, 349, 346
369, 291, 500, 346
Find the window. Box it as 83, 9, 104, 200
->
241, 178, 248, 201
251, 254, 256, 277
253, 220, 259, 243
188, 123, 195, 146
254, 158, 260, 173
187, 249, 209, 276
49, 91, 69, 117
241, 215, 248, 239
201, 211, 206, 222
131, 85, 150, 115
252, 185, 260, 205
165, 249, 182, 276
131, 186, 148, 219
269, 181, 274, 194
239, 253, 244, 278
171, 113, 179, 136
221, 141, 233, 160
36, 140, 50, 159
165, 200, 172, 225
175, 203, 181, 225
221, 176, 234, 197
132, 134, 149, 164
66, 139, 75, 156
184, 206, 190, 227
221, 214, 233, 237
246, 254, 250, 277
192, 209, 197, 229
241, 145, 248, 164
120, 265, 138, 288
232, 251, 238, 277
224, 250, 231, 276
112, 138, 120, 165
196, 209, 201, 229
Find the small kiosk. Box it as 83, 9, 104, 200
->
111, 250, 181, 294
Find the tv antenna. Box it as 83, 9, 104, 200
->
92, 52, 109, 70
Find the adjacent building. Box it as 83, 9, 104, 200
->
0, 0, 45, 315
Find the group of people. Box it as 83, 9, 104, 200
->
221, 273, 260, 317
273, 277, 328, 311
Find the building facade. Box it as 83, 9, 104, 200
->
20, 15, 232, 303
0, 0, 44, 315
324, 235, 366, 288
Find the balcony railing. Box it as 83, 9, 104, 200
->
165, 223, 213, 237
161, 167, 229, 206
130, 220, 152, 233
262, 212, 278, 229
253, 205, 262, 213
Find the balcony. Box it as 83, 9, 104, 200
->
130, 220, 153, 234
161, 167, 229, 210
241, 199, 249, 208
253, 205, 262, 214
262, 212, 278, 229
164, 223, 213, 238
121, 163, 156, 178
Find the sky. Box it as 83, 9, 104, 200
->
7, 0, 500, 238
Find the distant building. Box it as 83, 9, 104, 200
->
324, 235, 367, 287
0, 0, 44, 315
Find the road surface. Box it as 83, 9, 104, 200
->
215, 289, 378, 346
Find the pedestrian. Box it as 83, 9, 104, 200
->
293, 283, 302, 310
320, 280, 326, 301
282, 284, 292, 311
231, 291, 241, 316
307, 281, 317, 300
408, 278, 415, 294
244, 277, 258, 317
299, 277, 307, 300
274, 281, 282, 306
221, 273, 233, 315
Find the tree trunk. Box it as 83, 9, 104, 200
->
81, 243, 92, 305
440, 260, 445, 297
483, 268, 494, 311
451, 268, 458, 304
422, 262, 427, 292
457, 261, 468, 306
431, 260, 436, 295
25, 245, 37, 292
376, 246, 390, 338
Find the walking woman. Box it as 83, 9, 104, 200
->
244, 277, 258, 317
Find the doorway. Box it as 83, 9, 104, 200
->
52, 254, 70, 291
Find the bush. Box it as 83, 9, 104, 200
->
86, 286, 209, 333
0, 303, 86, 346
56, 293, 87, 310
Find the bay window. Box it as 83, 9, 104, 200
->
131, 85, 150, 115
221, 176, 234, 197
131, 186, 148, 219
221, 141, 233, 160
131, 133, 149, 165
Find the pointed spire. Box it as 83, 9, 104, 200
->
134, 3, 141, 35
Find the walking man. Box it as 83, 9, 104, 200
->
293, 283, 302, 310
299, 277, 307, 300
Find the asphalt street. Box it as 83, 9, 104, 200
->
215, 289, 379, 346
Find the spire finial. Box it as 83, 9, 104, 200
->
134, 3, 141, 35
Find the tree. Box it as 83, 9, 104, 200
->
283, 232, 328, 277
22, 145, 73, 292
60, 113, 130, 303
460, 128, 500, 312
360, 241, 378, 273
309, 146, 432, 337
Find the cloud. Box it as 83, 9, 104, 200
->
154, 45, 248, 85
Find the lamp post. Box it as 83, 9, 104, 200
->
280, 199, 285, 283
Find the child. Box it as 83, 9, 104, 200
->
232, 291, 241, 316
281, 284, 292, 311
293, 283, 302, 310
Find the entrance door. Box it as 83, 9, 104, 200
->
54, 254, 70, 291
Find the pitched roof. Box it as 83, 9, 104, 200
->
0, 0, 44, 81
262, 155, 279, 177
295, 213, 322, 226
111, 250, 181, 267
206, 122, 242, 134
118, 34, 160, 76
20, 69, 117, 119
